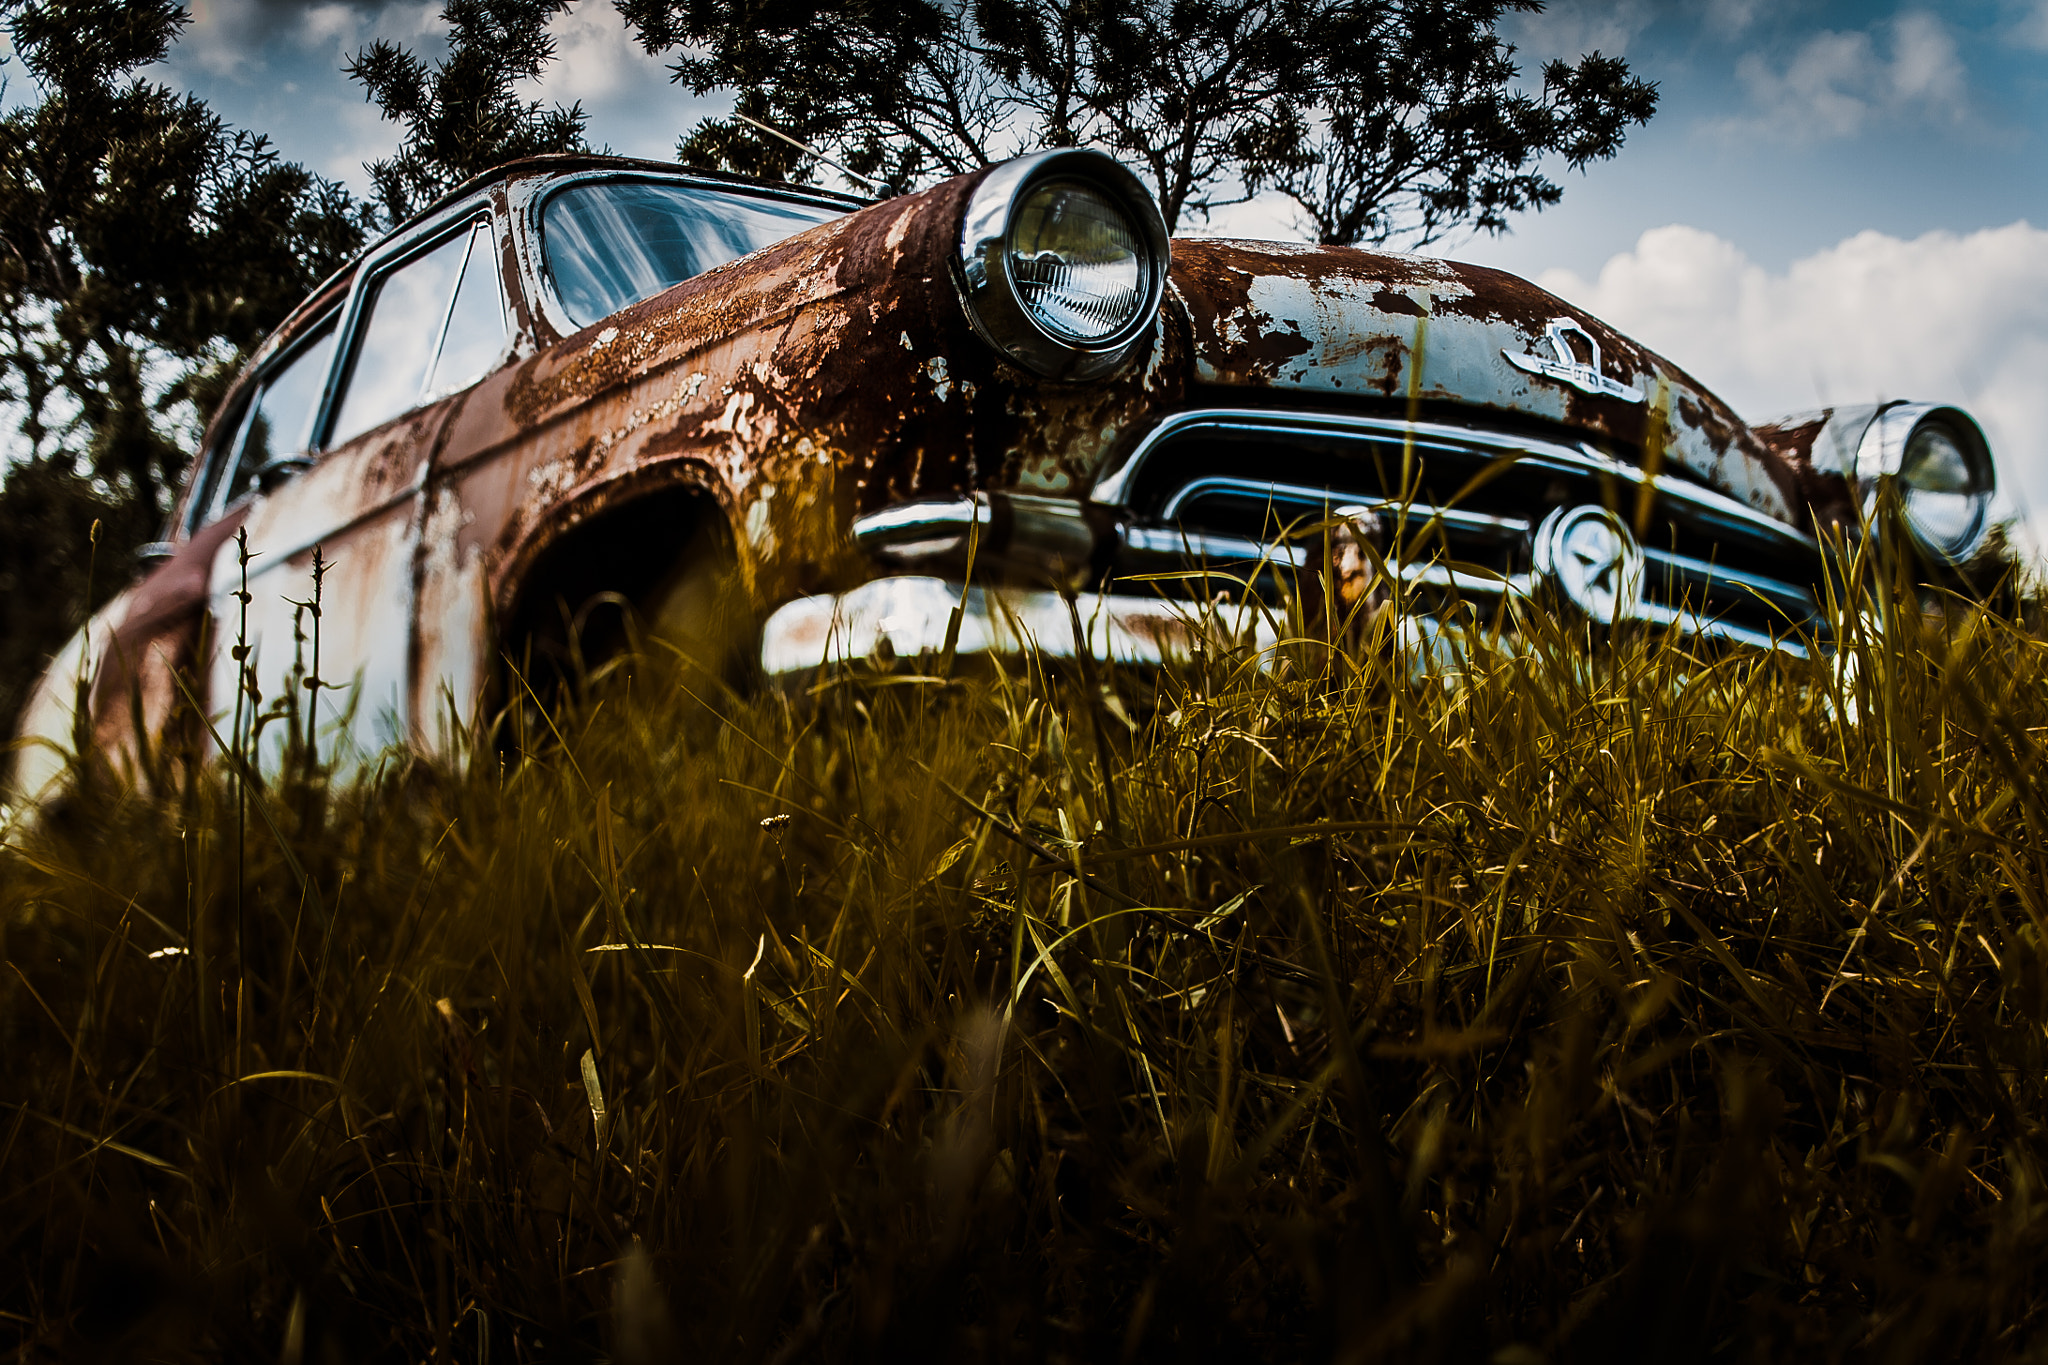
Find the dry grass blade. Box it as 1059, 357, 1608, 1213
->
9, 545, 2048, 1361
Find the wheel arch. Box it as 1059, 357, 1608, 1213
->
492, 462, 749, 698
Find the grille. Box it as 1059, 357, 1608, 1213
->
1095, 410, 1825, 648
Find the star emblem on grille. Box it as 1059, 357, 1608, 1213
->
1532, 506, 1645, 623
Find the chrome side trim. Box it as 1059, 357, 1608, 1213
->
1641, 547, 1816, 614
757, 569, 1809, 679
853, 497, 990, 545
1634, 601, 1809, 656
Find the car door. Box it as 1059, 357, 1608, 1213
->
210, 207, 511, 765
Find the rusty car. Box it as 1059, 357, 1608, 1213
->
8, 147, 2000, 801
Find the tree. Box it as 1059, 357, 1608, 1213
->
0, 0, 370, 734
0, 0, 594, 737
346, 0, 590, 227
617, 0, 1656, 246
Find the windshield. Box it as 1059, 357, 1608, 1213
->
542, 179, 844, 329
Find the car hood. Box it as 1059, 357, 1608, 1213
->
1169, 239, 1806, 525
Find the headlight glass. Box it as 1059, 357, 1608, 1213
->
1897, 421, 1984, 556
1008, 181, 1146, 344
955, 147, 1168, 380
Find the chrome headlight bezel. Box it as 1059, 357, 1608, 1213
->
955, 148, 1170, 382
1854, 402, 1997, 563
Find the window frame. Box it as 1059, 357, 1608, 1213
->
308, 191, 508, 454
187, 306, 342, 534
420, 220, 510, 405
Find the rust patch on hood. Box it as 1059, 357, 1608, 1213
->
1170, 246, 1315, 379
1756, 409, 1859, 531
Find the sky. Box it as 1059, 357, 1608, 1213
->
80, 1, 2048, 549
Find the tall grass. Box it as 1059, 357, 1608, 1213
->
6, 539, 2048, 1362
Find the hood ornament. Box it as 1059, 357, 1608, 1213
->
1505, 318, 1644, 404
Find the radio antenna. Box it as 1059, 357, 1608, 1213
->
731, 112, 887, 195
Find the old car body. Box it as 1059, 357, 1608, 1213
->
9, 148, 1999, 801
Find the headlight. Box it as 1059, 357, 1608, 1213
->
1857, 403, 1996, 562
957, 148, 1169, 381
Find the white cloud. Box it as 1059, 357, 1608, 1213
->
520, 6, 671, 107
512, 4, 693, 161
1702, 0, 1765, 39
309, 95, 402, 187
1536, 221, 2048, 554
176, 0, 273, 78
2015, 0, 2048, 49
1185, 188, 1313, 242
290, 1, 441, 52
1500, 0, 1656, 60
169, 0, 438, 81
1724, 11, 1966, 141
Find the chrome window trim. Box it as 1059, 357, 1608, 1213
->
412, 221, 504, 409
1089, 408, 1818, 556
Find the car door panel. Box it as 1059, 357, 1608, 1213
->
205, 212, 509, 767
208, 403, 452, 763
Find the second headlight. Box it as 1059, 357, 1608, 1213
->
1857, 403, 1996, 563
957, 149, 1169, 381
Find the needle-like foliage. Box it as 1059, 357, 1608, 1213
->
624, 0, 1656, 241
346, 0, 590, 227
0, 0, 371, 739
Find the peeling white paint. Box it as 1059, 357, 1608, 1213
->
745, 483, 778, 558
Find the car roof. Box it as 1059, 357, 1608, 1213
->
423, 152, 874, 228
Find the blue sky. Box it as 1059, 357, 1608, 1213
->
46, 0, 2048, 547
1467, 0, 2048, 277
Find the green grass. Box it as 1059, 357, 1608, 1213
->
7, 542, 2048, 1362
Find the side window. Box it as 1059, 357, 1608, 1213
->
327, 220, 506, 448
193, 316, 338, 528
431, 226, 509, 397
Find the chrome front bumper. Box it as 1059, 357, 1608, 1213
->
759, 575, 1281, 676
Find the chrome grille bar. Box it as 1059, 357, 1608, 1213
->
1091, 408, 1817, 558
1097, 407, 1824, 649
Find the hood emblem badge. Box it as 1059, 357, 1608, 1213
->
1505, 317, 1645, 404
